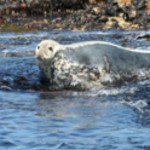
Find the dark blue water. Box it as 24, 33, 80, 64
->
0, 90, 150, 150
0, 30, 150, 150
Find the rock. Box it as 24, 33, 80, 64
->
92, 6, 101, 15
88, 0, 97, 5
146, 1, 150, 15
104, 16, 139, 29
25, 19, 49, 29
115, 0, 132, 8
0, 0, 150, 31
0, 57, 44, 91
0, 85, 12, 91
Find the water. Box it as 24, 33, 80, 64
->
0, 30, 150, 149
0, 91, 150, 150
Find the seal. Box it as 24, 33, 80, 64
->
35, 39, 150, 90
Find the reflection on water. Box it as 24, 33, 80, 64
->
0, 30, 150, 149
0, 91, 150, 150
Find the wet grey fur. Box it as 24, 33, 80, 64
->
63, 43, 150, 73
38, 41, 150, 90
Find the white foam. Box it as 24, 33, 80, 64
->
121, 100, 148, 114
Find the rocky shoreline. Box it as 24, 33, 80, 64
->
0, 0, 150, 32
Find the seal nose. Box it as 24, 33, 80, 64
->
36, 54, 43, 60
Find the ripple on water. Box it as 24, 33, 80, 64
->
0, 140, 16, 148
0, 90, 149, 149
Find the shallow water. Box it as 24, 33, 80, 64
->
0, 90, 150, 150
0, 30, 150, 149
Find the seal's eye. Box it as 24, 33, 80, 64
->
48, 47, 53, 52
37, 46, 40, 49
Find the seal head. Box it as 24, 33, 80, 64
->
35, 40, 61, 60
